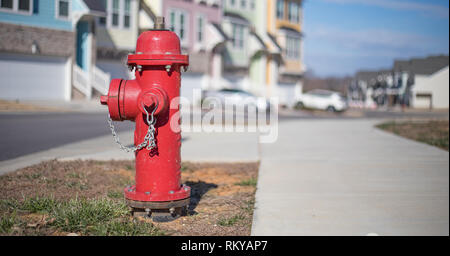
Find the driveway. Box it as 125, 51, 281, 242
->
252, 119, 449, 236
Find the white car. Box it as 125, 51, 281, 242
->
202, 89, 270, 112
296, 89, 348, 112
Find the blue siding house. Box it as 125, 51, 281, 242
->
0, 0, 74, 31
0, 0, 108, 101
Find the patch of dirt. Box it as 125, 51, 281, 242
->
154, 162, 259, 236
0, 160, 259, 236
0, 100, 60, 112
0, 160, 135, 201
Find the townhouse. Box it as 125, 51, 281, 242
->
139, 0, 227, 105
351, 55, 449, 109
0, 0, 109, 101
95, 0, 139, 81
1, 0, 306, 107
221, 0, 305, 106
268, 0, 305, 106
107, 0, 305, 107
395, 55, 449, 109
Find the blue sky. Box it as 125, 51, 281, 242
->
303, 0, 450, 77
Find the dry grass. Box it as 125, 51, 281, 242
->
0, 99, 58, 112
0, 160, 259, 236
377, 120, 449, 151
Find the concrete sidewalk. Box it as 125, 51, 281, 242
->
252, 119, 449, 236
0, 128, 259, 175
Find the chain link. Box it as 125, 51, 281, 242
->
107, 102, 158, 153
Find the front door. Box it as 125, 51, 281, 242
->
76, 21, 90, 71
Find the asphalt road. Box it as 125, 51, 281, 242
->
0, 113, 134, 161
1, 109, 447, 162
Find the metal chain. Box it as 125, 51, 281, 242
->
107, 102, 158, 153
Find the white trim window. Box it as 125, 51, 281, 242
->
0, 0, 33, 15
123, 0, 131, 28
98, 0, 107, 26
276, 0, 284, 19
56, 0, 70, 20
285, 36, 300, 60
111, 0, 120, 27
102, 0, 132, 30
227, 0, 253, 10
240, 0, 246, 8
231, 22, 245, 50
196, 14, 205, 43
288, 1, 300, 23
168, 9, 189, 45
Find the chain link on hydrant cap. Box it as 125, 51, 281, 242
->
107, 102, 158, 153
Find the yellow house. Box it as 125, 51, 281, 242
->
267, 0, 304, 106
96, 0, 140, 80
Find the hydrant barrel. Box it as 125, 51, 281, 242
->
101, 20, 190, 220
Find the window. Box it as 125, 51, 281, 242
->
112, 0, 119, 26
99, 0, 132, 29
197, 15, 205, 43
18, 0, 29, 11
56, 0, 70, 18
168, 9, 189, 44
124, 0, 130, 28
170, 11, 176, 31
99, 0, 106, 25
1, 0, 13, 9
231, 23, 245, 49
1, 0, 32, 14
276, 0, 284, 19
285, 36, 300, 60
250, 0, 255, 9
180, 12, 185, 39
230, 0, 235, 6
99, 16, 106, 25
288, 1, 299, 23
240, 0, 246, 8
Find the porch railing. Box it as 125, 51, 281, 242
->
92, 66, 110, 96
72, 65, 110, 99
73, 64, 91, 99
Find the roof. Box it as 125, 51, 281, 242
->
278, 26, 304, 37
140, 0, 157, 21
394, 55, 449, 75
223, 11, 250, 24
266, 33, 282, 51
250, 31, 267, 50
83, 0, 106, 15
355, 70, 391, 83
211, 23, 230, 41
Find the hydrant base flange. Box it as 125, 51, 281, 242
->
126, 198, 190, 220
124, 185, 191, 202
126, 198, 190, 210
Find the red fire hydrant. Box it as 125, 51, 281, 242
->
100, 17, 190, 220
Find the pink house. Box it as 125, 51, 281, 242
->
140, 0, 228, 104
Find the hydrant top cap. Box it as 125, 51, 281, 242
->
135, 30, 181, 55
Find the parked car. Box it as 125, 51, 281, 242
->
202, 88, 270, 112
295, 89, 348, 112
